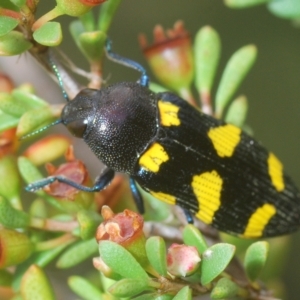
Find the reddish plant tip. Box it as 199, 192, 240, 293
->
139, 20, 190, 54
43, 146, 89, 200
0, 128, 18, 158
96, 209, 144, 245
79, 0, 107, 6
0, 73, 14, 92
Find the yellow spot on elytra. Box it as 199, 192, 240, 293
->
192, 170, 223, 224
158, 101, 181, 126
268, 152, 285, 192
150, 191, 176, 205
243, 203, 276, 238
139, 143, 169, 173
208, 124, 241, 157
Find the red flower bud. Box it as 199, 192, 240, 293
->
43, 146, 90, 201
96, 206, 148, 267
167, 243, 201, 277
139, 21, 194, 97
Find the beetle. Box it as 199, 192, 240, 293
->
26, 40, 300, 238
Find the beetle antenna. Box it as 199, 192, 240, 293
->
49, 59, 70, 102
20, 119, 63, 140
105, 39, 149, 87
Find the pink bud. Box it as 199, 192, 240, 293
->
167, 244, 201, 277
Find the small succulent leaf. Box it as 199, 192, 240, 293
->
12, 89, 48, 109
154, 295, 174, 300
0, 31, 32, 56
97, 0, 122, 33
33, 22, 62, 47
16, 106, 54, 137
78, 30, 106, 62
12, 243, 69, 291
68, 276, 103, 300
0, 16, 19, 36
23, 134, 71, 166
215, 45, 257, 118
18, 156, 43, 183
133, 294, 160, 300
56, 238, 98, 268
211, 277, 239, 299
0, 196, 30, 228
0, 155, 20, 203
0, 112, 19, 131
194, 26, 221, 96
99, 240, 149, 280
173, 286, 192, 300
268, 0, 300, 19
77, 210, 102, 240
108, 278, 152, 298
225, 0, 270, 8
182, 224, 208, 254
200, 243, 236, 285
10, 0, 26, 8
0, 92, 28, 117
21, 265, 55, 300
224, 95, 248, 127
244, 241, 269, 282
145, 236, 168, 276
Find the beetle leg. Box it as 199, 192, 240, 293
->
26, 168, 115, 193
129, 177, 145, 214
183, 209, 194, 224
105, 39, 149, 87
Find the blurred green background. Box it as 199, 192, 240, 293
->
1, 0, 300, 298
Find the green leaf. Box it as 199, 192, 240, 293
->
109, 278, 152, 298
16, 106, 54, 137
200, 243, 235, 285
0, 111, 19, 131
99, 240, 149, 280
182, 224, 208, 254
56, 238, 98, 268
145, 236, 167, 276
211, 277, 239, 299
194, 26, 221, 99
98, 0, 122, 33
10, 0, 26, 8
0, 196, 30, 228
173, 286, 192, 300
0, 16, 19, 36
68, 276, 103, 300
224, 95, 248, 128
33, 22, 62, 47
77, 210, 102, 240
244, 241, 269, 281
268, 0, 300, 19
149, 82, 168, 93
215, 45, 257, 118
225, 0, 270, 8
21, 265, 55, 300
12, 89, 48, 109
0, 30, 32, 55
12, 243, 69, 291
18, 156, 43, 184
78, 30, 106, 62
0, 155, 20, 205
0, 92, 29, 117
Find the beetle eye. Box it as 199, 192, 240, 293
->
66, 120, 87, 138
